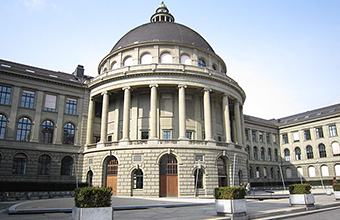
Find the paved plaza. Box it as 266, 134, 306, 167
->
1, 190, 340, 219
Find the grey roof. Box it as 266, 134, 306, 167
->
110, 22, 214, 54
244, 114, 278, 127
275, 103, 340, 126
0, 59, 91, 85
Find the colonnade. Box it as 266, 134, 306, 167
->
86, 84, 244, 145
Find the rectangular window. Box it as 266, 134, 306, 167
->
0, 85, 11, 105
329, 125, 338, 137
163, 131, 171, 139
186, 131, 192, 139
315, 127, 324, 138
141, 131, 149, 139
133, 155, 143, 162
266, 133, 270, 143
282, 134, 288, 144
195, 154, 204, 162
20, 90, 35, 108
44, 94, 57, 111
65, 98, 77, 114
304, 129, 311, 140
245, 129, 249, 141
293, 132, 300, 142
259, 132, 263, 142
272, 134, 277, 144
252, 130, 257, 142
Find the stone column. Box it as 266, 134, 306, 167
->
86, 98, 95, 145
31, 91, 44, 142
240, 106, 246, 145
234, 100, 242, 144
122, 87, 131, 140
100, 92, 109, 143
222, 94, 231, 143
149, 84, 158, 139
55, 95, 66, 144
178, 85, 187, 139
203, 88, 212, 141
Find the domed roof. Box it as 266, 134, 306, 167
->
110, 22, 214, 54
109, 2, 214, 54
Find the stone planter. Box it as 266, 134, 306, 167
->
289, 194, 315, 206
334, 191, 340, 200
72, 207, 113, 220
215, 199, 246, 216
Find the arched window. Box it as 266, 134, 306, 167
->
212, 64, 217, 71
38, 154, 51, 175
249, 166, 253, 178
321, 165, 329, 177
41, 120, 54, 143
335, 164, 340, 176
261, 147, 265, 160
295, 147, 301, 160
12, 153, 27, 174
263, 167, 267, 178
87, 170, 93, 186
274, 149, 278, 161
198, 58, 206, 67
246, 146, 250, 159
253, 146, 258, 160
123, 56, 133, 66
268, 148, 272, 161
160, 53, 172, 63
111, 61, 118, 69
63, 123, 75, 145
256, 167, 260, 178
284, 149, 290, 161
277, 168, 280, 179
194, 169, 204, 189
180, 54, 191, 65
132, 169, 143, 189
238, 170, 242, 185
319, 144, 327, 158
308, 166, 316, 177
217, 157, 228, 187
60, 156, 73, 176
306, 145, 314, 159
286, 168, 292, 178
297, 167, 303, 177
332, 142, 340, 156
16, 117, 31, 141
140, 53, 152, 64
0, 114, 6, 139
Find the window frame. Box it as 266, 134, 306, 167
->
0, 85, 11, 105
20, 90, 35, 109
16, 117, 31, 142
65, 98, 77, 115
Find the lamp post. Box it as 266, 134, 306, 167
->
316, 160, 325, 189
195, 160, 201, 198
279, 163, 286, 192
73, 154, 78, 188
233, 153, 237, 187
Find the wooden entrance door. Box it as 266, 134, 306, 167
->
160, 154, 178, 197
217, 157, 228, 187
106, 157, 118, 195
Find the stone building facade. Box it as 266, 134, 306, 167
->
0, 2, 339, 197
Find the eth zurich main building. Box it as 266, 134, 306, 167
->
1, 2, 340, 197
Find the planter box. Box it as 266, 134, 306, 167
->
215, 199, 246, 216
334, 191, 340, 200
72, 207, 113, 220
289, 194, 314, 206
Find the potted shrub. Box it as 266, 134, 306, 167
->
72, 187, 113, 220
289, 183, 314, 207
333, 183, 340, 200
214, 186, 247, 217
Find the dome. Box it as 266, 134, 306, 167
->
109, 2, 214, 54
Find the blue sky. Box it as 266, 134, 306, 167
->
1, 0, 339, 119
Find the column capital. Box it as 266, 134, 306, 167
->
202, 87, 212, 92
101, 91, 108, 96
149, 84, 158, 88
122, 86, 131, 91
178, 84, 187, 89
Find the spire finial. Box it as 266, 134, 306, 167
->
150, 1, 175, 23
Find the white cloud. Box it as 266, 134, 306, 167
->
23, 0, 48, 11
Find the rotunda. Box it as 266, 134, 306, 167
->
83, 2, 247, 197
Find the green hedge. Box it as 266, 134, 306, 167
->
214, 187, 246, 200
289, 184, 311, 194
74, 187, 112, 208
333, 183, 340, 191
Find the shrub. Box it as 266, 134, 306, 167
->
214, 187, 246, 200
289, 183, 311, 194
74, 187, 112, 208
333, 183, 340, 191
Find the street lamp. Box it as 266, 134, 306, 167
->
316, 160, 325, 189
232, 153, 237, 187
73, 154, 78, 188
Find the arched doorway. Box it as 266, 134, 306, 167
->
86, 170, 93, 186
217, 157, 228, 187
106, 156, 118, 195
159, 154, 178, 197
